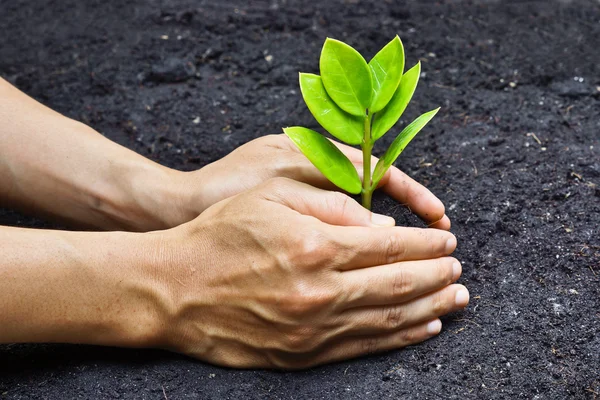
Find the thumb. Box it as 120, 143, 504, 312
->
262, 178, 395, 227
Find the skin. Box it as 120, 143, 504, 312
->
0, 77, 468, 369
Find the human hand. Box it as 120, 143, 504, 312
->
0, 77, 448, 233
176, 134, 450, 230
151, 178, 468, 369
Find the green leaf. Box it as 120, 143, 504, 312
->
371, 61, 421, 141
283, 126, 362, 194
368, 35, 405, 113
299, 73, 363, 145
372, 108, 440, 187
320, 38, 372, 117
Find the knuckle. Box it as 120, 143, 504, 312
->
435, 258, 453, 284
261, 134, 299, 156
281, 327, 318, 352
382, 305, 405, 329
399, 327, 417, 344
279, 284, 336, 318
391, 268, 413, 299
296, 228, 335, 268
333, 191, 351, 206
383, 234, 407, 264
258, 177, 290, 202
279, 293, 314, 318
283, 227, 332, 268
327, 192, 353, 217
305, 290, 336, 313
264, 176, 293, 191
301, 229, 326, 254
361, 337, 380, 356
431, 291, 448, 315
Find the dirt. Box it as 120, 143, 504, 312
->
1, 0, 599, 398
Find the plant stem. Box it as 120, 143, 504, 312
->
361, 112, 373, 210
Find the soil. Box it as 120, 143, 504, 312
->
1, 0, 599, 398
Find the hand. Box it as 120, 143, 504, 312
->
152, 178, 468, 369
0, 78, 448, 232
177, 134, 451, 230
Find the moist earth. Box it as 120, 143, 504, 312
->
1, 0, 599, 398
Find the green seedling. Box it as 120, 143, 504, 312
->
283, 36, 439, 210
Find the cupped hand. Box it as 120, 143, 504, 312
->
179, 134, 450, 230
153, 178, 467, 369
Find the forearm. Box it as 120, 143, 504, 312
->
0, 225, 169, 346
0, 77, 193, 231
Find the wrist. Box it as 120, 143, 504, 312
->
71, 120, 200, 231
103, 229, 178, 348
156, 167, 214, 228
62, 228, 185, 349
105, 162, 194, 231
160, 169, 207, 227
75, 228, 186, 349
0, 227, 168, 348
137, 221, 216, 355
95, 153, 209, 231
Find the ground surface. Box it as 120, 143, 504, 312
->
1, 0, 599, 398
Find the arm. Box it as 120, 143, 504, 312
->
0, 77, 188, 231
0, 180, 467, 368
0, 224, 163, 346
0, 77, 449, 232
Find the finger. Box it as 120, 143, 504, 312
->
428, 214, 451, 230
377, 166, 448, 229
323, 225, 456, 269
305, 319, 442, 368
280, 134, 383, 188
329, 140, 450, 229
338, 284, 469, 336
341, 257, 462, 308
262, 178, 395, 227
328, 140, 367, 163
283, 135, 450, 229
278, 135, 366, 187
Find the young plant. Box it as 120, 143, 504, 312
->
283, 36, 439, 210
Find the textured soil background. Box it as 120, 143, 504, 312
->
1, 0, 599, 398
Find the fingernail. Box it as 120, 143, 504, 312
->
452, 261, 462, 281
371, 213, 395, 227
443, 215, 452, 229
427, 319, 442, 335
445, 236, 457, 253
455, 288, 470, 307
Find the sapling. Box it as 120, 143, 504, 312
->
283, 36, 439, 210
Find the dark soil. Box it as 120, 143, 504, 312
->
1, 0, 599, 398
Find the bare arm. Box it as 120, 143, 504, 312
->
0, 224, 164, 345
0, 77, 188, 231
0, 181, 466, 368
0, 76, 464, 369
0, 77, 449, 232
